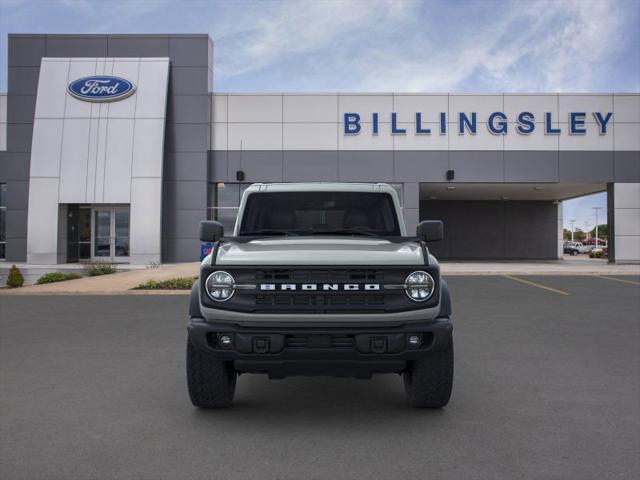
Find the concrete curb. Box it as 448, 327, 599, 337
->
0, 262, 200, 295
443, 270, 640, 276
0, 289, 191, 296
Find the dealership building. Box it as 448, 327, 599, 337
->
0, 33, 638, 265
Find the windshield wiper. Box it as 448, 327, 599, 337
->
321, 228, 384, 238
240, 229, 300, 236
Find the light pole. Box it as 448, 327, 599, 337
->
584, 221, 590, 242
570, 219, 576, 242
592, 206, 603, 247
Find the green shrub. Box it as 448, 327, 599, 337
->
84, 263, 118, 276
6, 265, 24, 288
36, 272, 82, 285
589, 250, 606, 259
134, 277, 196, 290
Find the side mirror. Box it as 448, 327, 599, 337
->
417, 220, 443, 242
199, 220, 224, 242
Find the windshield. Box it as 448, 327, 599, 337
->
239, 191, 401, 237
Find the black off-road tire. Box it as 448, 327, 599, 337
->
187, 340, 237, 408
403, 339, 454, 408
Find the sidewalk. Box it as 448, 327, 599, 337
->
441, 258, 640, 276
0, 258, 638, 295
0, 262, 200, 295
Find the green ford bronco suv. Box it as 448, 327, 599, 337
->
187, 183, 453, 408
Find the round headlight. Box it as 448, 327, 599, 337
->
404, 271, 435, 302
205, 271, 235, 302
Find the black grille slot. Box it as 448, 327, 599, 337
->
284, 335, 355, 348
256, 293, 385, 308
255, 269, 383, 283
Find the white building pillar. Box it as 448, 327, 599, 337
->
557, 201, 564, 260
402, 182, 420, 235
609, 183, 640, 263
26, 177, 60, 264
25, 57, 168, 265
129, 178, 163, 265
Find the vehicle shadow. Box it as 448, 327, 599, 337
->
189, 374, 450, 430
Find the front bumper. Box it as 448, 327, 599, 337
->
187, 316, 453, 378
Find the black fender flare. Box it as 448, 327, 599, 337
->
439, 278, 452, 318
189, 278, 203, 318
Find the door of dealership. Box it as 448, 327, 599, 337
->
66, 205, 130, 263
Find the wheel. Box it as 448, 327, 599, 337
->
572, 250, 579, 256
403, 339, 454, 408
187, 339, 237, 408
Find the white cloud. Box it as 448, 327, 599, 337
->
347, 0, 629, 92
213, 0, 411, 80
0, 0, 635, 92
475, 0, 627, 92
55, 0, 173, 32
212, 0, 636, 92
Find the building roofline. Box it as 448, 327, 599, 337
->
8, 33, 210, 38
211, 91, 639, 96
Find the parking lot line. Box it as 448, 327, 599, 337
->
593, 275, 640, 286
502, 275, 570, 296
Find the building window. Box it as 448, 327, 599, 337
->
0, 183, 6, 259
207, 183, 250, 234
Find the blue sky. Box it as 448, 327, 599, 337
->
1, 0, 638, 228
563, 191, 606, 234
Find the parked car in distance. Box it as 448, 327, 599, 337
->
578, 244, 593, 254
563, 240, 607, 257
564, 241, 584, 255
584, 238, 607, 246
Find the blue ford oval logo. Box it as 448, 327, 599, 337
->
67, 76, 136, 102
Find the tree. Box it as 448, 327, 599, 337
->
573, 228, 586, 242
589, 224, 607, 239
6, 264, 24, 288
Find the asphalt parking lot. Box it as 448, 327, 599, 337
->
1, 275, 639, 480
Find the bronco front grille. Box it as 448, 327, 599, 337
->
200, 266, 438, 313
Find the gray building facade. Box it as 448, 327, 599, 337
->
0, 34, 638, 264
0, 34, 212, 263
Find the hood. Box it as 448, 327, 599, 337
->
214, 237, 425, 266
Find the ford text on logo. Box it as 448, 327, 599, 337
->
343, 111, 613, 136
260, 283, 381, 291
67, 76, 136, 102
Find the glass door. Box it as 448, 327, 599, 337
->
92, 206, 130, 263
78, 207, 92, 260
66, 205, 92, 262
113, 207, 130, 259
94, 209, 112, 259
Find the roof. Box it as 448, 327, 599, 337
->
243, 182, 397, 194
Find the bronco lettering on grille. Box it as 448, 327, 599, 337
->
260, 283, 381, 291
